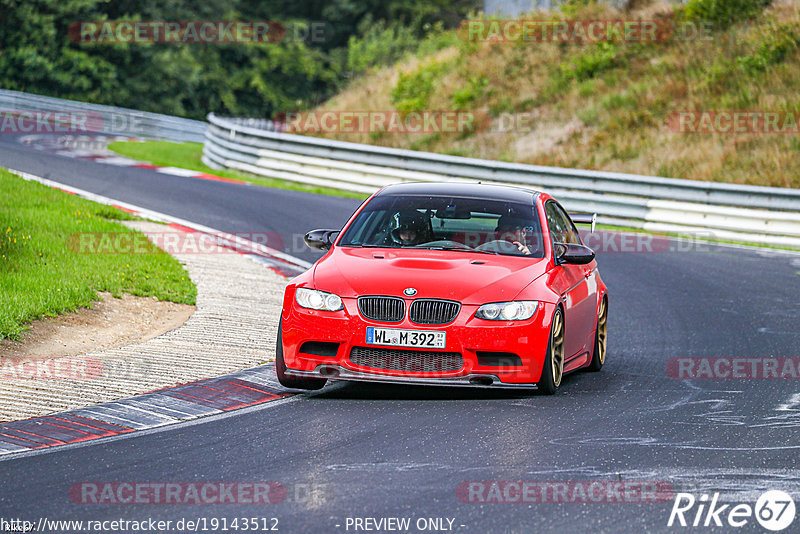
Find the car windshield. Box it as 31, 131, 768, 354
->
337, 194, 545, 258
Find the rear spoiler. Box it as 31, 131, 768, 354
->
571, 213, 597, 232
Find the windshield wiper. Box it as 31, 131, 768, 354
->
346, 244, 504, 256
467, 249, 503, 255
421, 246, 501, 255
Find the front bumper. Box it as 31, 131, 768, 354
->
281, 292, 555, 387
286, 365, 539, 389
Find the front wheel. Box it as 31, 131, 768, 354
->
587, 297, 607, 372
538, 307, 565, 395
275, 320, 327, 390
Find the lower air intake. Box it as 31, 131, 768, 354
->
349, 347, 463, 373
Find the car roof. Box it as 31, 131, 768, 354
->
375, 182, 541, 203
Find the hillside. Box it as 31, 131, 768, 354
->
309, 0, 800, 188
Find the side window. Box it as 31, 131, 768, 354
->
545, 201, 567, 244
545, 201, 581, 245
552, 203, 582, 245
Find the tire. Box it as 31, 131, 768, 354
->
587, 297, 608, 372
538, 307, 565, 395
275, 320, 327, 390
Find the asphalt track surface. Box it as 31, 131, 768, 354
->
1, 132, 800, 533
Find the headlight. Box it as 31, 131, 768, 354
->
295, 288, 344, 311
475, 301, 538, 321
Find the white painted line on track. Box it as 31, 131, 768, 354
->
156, 166, 207, 177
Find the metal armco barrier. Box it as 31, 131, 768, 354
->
0, 89, 206, 142
204, 113, 800, 248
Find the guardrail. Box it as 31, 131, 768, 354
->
0, 89, 206, 142
204, 113, 800, 248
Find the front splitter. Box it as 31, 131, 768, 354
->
287, 365, 539, 389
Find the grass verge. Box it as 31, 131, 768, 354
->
108, 140, 368, 200
0, 168, 196, 340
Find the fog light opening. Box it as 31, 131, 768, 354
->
318, 366, 340, 377
469, 376, 494, 386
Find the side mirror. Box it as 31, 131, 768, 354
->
555, 243, 595, 265
304, 229, 339, 251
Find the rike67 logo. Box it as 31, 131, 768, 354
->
668, 490, 795, 531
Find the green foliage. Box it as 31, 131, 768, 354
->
0, 0, 118, 101
489, 96, 514, 117
391, 61, 449, 112
560, 42, 623, 82
346, 19, 420, 74
416, 26, 461, 57
559, 0, 602, 18
576, 105, 600, 126
736, 25, 800, 74
0, 0, 480, 119
601, 92, 637, 111
684, 0, 772, 30
451, 76, 489, 109
344, 17, 457, 76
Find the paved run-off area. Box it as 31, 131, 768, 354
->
0, 221, 287, 422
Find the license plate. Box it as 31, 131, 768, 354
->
366, 327, 446, 349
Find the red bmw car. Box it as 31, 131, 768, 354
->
277, 183, 608, 394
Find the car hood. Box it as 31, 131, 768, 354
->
312, 247, 548, 304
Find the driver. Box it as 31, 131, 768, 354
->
391, 211, 430, 246
496, 215, 532, 255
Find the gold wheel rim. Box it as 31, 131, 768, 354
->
551, 310, 565, 387
597, 298, 608, 365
